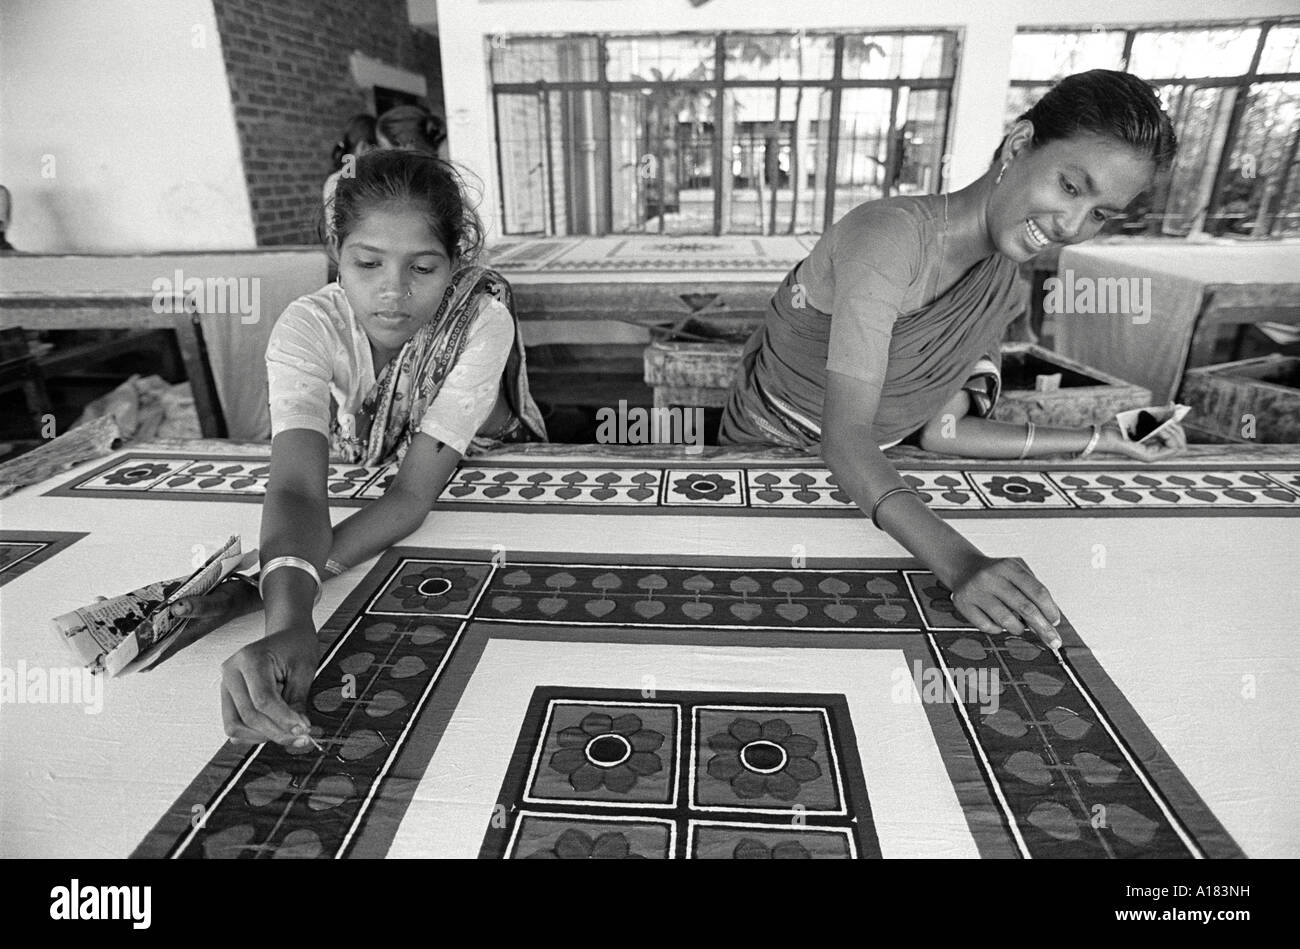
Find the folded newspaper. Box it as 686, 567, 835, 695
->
51, 535, 253, 676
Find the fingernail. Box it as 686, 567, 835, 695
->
293, 736, 311, 748
291, 724, 307, 736
1052, 616, 1061, 627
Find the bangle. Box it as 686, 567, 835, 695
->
870, 486, 920, 530
1078, 424, 1102, 459
259, 556, 322, 604
323, 559, 349, 578
1017, 421, 1036, 460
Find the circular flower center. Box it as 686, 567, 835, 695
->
691, 479, 718, 494
416, 577, 453, 598
1003, 482, 1032, 495
585, 733, 632, 768
125, 467, 153, 480
739, 739, 788, 774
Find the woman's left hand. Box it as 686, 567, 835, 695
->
1096, 419, 1187, 462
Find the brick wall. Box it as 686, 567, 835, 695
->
211, 0, 444, 246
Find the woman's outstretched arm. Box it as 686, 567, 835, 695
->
820, 369, 1062, 647
219, 428, 333, 748
914, 395, 1187, 461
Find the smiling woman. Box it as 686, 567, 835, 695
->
718, 69, 1182, 650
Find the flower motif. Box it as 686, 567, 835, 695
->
733, 838, 812, 859
103, 463, 172, 486
673, 474, 737, 501
984, 475, 1052, 504
389, 565, 477, 610
525, 828, 645, 859
706, 717, 820, 801
549, 712, 664, 793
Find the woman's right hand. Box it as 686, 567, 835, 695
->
220, 624, 320, 748
942, 554, 1062, 649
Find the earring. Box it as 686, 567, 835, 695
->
996, 162, 1009, 185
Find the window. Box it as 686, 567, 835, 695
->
488, 30, 958, 236
1008, 21, 1300, 238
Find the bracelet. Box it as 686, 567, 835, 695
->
259, 556, 323, 604
1017, 421, 1036, 460
870, 486, 920, 530
323, 559, 349, 578
1078, 424, 1102, 459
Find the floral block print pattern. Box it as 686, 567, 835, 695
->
525, 702, 680, 807
510, 814, 676, 859
367, 561, 492, 616
489, 689, 874, 859
56, 454, 1300, 515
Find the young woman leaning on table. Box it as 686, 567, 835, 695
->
718, 69, 1187, 650
169, 150, 546, 748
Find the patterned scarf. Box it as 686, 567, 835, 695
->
330, 266, 547, 465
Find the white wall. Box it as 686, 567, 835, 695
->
423, 0, 1300, 239
0, 0, 256, 253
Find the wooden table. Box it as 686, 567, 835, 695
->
0, 291, 227, 437
2, 439, 1298, 858
1053, 240, 1300, 404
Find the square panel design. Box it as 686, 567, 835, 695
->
523, 700, 680, 807
690, 705, 845, 815
663, 469, 746, 506
687, 820, 857, 859
506, 813, 676, 859
967, 472, 1074, 509
366, 559, 492, 616
483, 686, 877, 859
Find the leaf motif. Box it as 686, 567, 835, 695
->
983, 708, 1028, 738
202, 823, 256, 859
1073, 752, 1122, 786
1045, 706, 1092, 740
1026, 801, 1080, 841
244, 770, 292, 808
1102, 803, 1160, 846
948, 638, 987, 662
308, 775, 356, 811
339, 729, 385, 761
272, 828, 323, 859
1005, 750, 1052, 786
